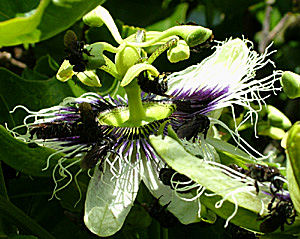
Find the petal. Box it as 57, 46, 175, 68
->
56, 60, 74, 82
166, 39, 250, 96
77, 70, 101, 87
141, 158, 202, 224
84, 158, 142, 237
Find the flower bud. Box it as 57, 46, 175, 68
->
281, 71, 300, 99
180, 25, 212, 47
266, 105, 292, 130
83, 6, 104, 27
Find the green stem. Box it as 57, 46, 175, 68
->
148, 38, 178, 64
149, 220, 160, 239
0, 162, 8, 237
124, 80, 146, 124
161, 227, 168, 239
0, 162, 8, 200
0, 195, 55, 239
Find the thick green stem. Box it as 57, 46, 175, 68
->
161, 227, 168, 239
0, 195, 55, 239
124, 80, 146, 124
0, 162, 8, 237
148, 38, 178, 64
0, 163, 8, 200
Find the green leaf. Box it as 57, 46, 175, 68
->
146, 3, 189, 31
0, 67, 74, 125
0, 0, 105, 46
286, 122, 300, 214
0, 95, 15, 128
0, 125, 73, 177
34, 55, 59, 77
0, 0, 50, 47
0, 195, 55, 239
38, 1, 106, 42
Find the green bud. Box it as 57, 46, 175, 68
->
286, 122, 300, 214
266, 105, 292, 130
258, 125, 286, 140
183, 25, 212, 47
83, 6, 104, 27
281, 71, 300, 99
115, 44, 140, 76
167, 40, 190, 63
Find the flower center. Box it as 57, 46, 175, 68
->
97, 101, 176, 128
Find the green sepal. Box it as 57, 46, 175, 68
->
120, 63, 159, 87
56, 60, 74, 82
205, 137, 255, 165
281, 71, 300, 99
286, 122, 300, 214
0, 126, 75, 177
76, 70, 101, 87
56, 60, 101, 87
266, 105, 292, 130
167, 40, 190, 63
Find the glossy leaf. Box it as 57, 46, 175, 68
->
0, 67, 74, 125
0, 0, 105, 46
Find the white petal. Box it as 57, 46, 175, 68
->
166, 39, 249, 95
141, 158, 202, 224
84, 158, 141, 237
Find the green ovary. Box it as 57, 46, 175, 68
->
97, 102, 175, 127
